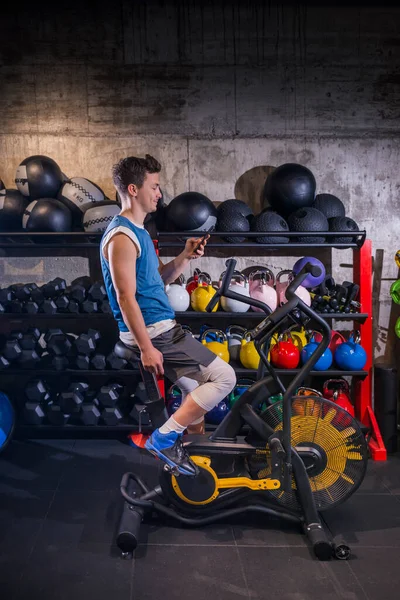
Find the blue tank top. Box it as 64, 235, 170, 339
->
100, 215, 175, 332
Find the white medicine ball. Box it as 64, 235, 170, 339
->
83, 202, 120, 232
58, 177, 106, 217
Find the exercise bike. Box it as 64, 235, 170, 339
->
115, 258, 368, 561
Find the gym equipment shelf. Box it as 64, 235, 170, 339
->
0, 230, 366, 249
0, 312, 369, 321
0, 367, 368, 377
0, 231, 384, 459
157, 230, 367, 249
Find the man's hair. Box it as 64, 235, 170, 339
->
112, 154, 161, 195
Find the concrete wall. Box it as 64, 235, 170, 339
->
1, 1, 400, 359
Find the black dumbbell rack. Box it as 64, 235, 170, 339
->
0, 230, 385, 460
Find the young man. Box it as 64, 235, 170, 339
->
100, 155, 236, 476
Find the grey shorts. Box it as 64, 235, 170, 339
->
130, 324, 217, 382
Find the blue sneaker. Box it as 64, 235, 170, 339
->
145, 429, 199, 477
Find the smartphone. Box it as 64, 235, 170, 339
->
193, 227, 213, 251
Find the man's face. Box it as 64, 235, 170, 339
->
137, 172, 162, 214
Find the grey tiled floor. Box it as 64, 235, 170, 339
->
1, 438, 399, 600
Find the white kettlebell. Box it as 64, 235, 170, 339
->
219, 270, 250, 313
248, 268, 278, 314
165, 275, 190, 311
276, 270, 311, 307
226, 325, 246, 362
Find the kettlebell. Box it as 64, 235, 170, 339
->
292, 386, 323, 416
390, 279, 400, 305
334, 330, 367, 370
270, 332, 300, 369
166, 385, 182, 416
248, 268, 278, 313
200, 328, 230, 363
228, 377, 255, 408
240, 337, 260, 370
314, 329, 346, 354
205, 398, 230, 424
301, 333, 333, 371
165, 275, 190, 311
288, 327, 308, 351
322, 379, 355, 417
226, 325, 246, 362
186, 269, 211, 295
220, 271, 250, 313
191, 274, 219, 312
276, 270, 311, 307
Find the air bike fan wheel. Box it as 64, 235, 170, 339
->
248, 396, 368, 512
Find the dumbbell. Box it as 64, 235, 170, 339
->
99, 300, 112, 314
68, 381, 90, 396
68, 276, 92, 303
97, 382, 124, 407
81, 402, 101, 426
24, 402, 46, 425
46, 402, 70, 426
101, 406, 124, 426
0, 288, 14, 305
80, 299, 98, 314
0, 355, 10, 369
88, 281, 107, 302
75, 329, 101, 355
45, 330, 75, 356
25, 378, 51, 402
58, 390, 84, 413
106, 351, 128, 370
9, 330, 36, 351
42, 278, 67, 299
24, 300, 41, 314
91, 353, 107, 370
13, 283, 39, 302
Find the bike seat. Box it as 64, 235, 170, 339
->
114, 340, 140, 363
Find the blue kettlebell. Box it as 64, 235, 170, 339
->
199, 325, 218, 342
334, 330, 367, 370
166, 385, 182, 416
301, 333, 333, 371
228, 377, 254, 408
205, 398, 230, 425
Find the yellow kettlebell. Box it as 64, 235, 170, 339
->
191, 274, 219, 312
200, 328, 230, 363
240, 332, 279, 369
289, 328, 308, 351
240, 338, 260, 370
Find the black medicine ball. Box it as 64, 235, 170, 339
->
251, 210, 290, 244
0, 189, 29, 231
313, 193, 345, 220
167, 191, 217, 232
329, 216, 359, 247
15, 155, 63, 200
288, 207, 328, 244
217, 212, 250, 243
22, 198, 72, 232
263, 163, 316, 217
217, 199, 253, 219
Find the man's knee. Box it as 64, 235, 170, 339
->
205, 357, 236, 395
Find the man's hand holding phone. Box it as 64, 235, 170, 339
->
184, 232, 211, 259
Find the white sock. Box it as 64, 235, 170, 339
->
159, 416, 187, 435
